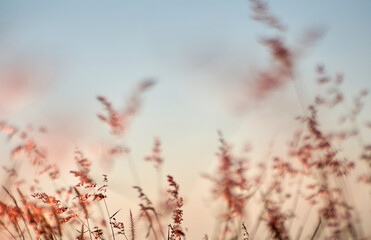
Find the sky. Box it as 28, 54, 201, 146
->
1, 0, 371, 238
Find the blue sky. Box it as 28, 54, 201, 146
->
1, 0, 371, 238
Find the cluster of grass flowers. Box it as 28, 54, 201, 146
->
1, 1, 371, 239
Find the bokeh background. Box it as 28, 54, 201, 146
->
1, 0, 371, 238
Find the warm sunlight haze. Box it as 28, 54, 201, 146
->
1, 1, 371, 239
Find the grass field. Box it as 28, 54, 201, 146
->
1, 1, 371, 239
